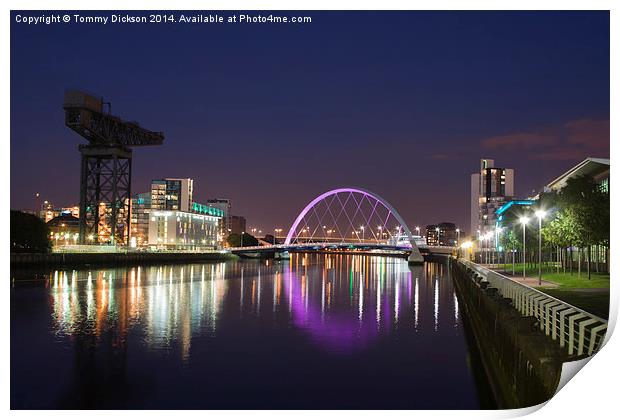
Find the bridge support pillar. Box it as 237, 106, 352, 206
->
274, 251, 290, 260
407, 248, 424, 265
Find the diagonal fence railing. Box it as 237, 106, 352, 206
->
459, 258, 608, 357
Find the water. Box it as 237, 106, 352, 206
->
11, 254, 493, 409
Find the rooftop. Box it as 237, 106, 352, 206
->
545, 157, 609, 192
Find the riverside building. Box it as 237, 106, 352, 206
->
470, 158, 514, 237
130, 178, 223, 250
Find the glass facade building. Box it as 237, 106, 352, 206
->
130, 178, 223, 249
130, 192, 152, 247
148, 210, 220, 250
151, 178, 193, 212
425, 222, 458, 246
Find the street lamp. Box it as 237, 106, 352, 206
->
495, 227, 502, 268
485, 232, 491, 264
456, 228, 460, 247
241, 231, 245, 248
415, 226, 420, 237
535, 210, 547, 286
519, 216, 529, 281
360, 226, 365, 243
461, 241, 473, 261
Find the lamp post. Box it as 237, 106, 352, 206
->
488, 232, 493, 265
495, 227, 502, 268
535, 210, 546, 286
415, 226, 420, 237
241, 231, 245, 248
456, 228, 460, 247
482, 232, 488, 264
519, 217, 529, 281
360, 226, 365, 243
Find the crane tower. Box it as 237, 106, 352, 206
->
63, 91, 164, 245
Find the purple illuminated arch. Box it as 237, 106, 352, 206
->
284, 187, 421, 256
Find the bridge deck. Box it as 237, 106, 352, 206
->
227, 243, 455, 255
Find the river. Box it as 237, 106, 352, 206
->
11, 253, 494, 409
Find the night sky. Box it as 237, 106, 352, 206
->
10, 11, 609, 234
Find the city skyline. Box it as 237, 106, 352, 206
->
10, 11, 609, 232
10, 7, 612, 412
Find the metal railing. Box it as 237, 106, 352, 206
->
460, 258, 607, 357
52, 245, 227, 254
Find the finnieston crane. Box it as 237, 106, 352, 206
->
63, 91, 164, 245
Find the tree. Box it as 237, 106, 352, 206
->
556, 176, 609, 278
226, 232, 258, 247
541, 207, 580, 272
11, 210, 51, 253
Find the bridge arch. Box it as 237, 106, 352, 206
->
284, 187, 423, 263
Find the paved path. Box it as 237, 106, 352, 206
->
479, 264, 558, 288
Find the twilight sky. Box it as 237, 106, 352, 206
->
10, 11, 609, 234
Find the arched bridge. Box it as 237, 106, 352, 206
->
230, 187, 454, 263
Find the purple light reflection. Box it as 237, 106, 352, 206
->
281, 257, 413, 353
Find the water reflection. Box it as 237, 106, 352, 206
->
45, 254, 461, 358
13, 253, 487, 409
49, 263, 229, 361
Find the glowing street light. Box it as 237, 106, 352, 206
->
274, 228, 282, 245
241, 231, 245, 248
535, 210, 547, 286
461, 240, 473, 260
519, 216, 529, 280
415, 226, 421, 237
456, 228, 460, 247
485, 232, 492, 264
360, 226, 365, 243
